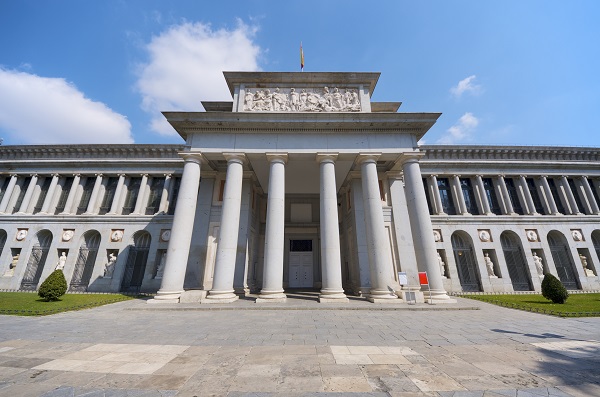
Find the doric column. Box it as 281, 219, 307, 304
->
400, 154, 453, 303
451, 175, 469, 215
317, 153, 348, 302
150, 153, 203, 303
84, 174, 103, 215
17, 174, 38, 214
560, 176, 581, 215
158, 174, 172, 214
0, 174, 18, 213
474, 175, 492, 215
257, 153, 288, 302
107, 174, 126, 215
496, 175, 515, 215
61, 174, 81, 215
357, 153, 396, 301
581, 176, 600, 215
39, 174, 60, 214
206, 153, 246, 303
539, 176, 559, 215
519, 175, 537, 215
428, 175, 445, 215
132, 174, 149, 215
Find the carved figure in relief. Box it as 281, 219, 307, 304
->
438, 253, 447, 278
331, 87, 344, 110
103, 253, 117, 278
580, 254, 595, 277
533, 252, 544, 279
244, 90, 254, 111
272, 88, 288, 111
3, 254, 19, 277
485, 253, 497, 278
56, 252, 67, 271
155, 251, 167, 279
289, 88, 299, 111
299, 89, 308, 110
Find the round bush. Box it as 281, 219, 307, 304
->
38, 269, 68, 301
541, 273, 569, 304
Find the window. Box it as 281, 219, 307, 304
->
54, 177, 74, 214
12, 176, 31, 213
33, 177, 52, 214
423, 178, 433, 215
437, 178, 456, 215
76, 177, 96, 215
590, 179, 600, 209
526, 178, 544, 214
0, 177, 11, 204
548, 178, 565, 214
99, 177, 119, 215
460, 178, 479, 215
122, 177, 141, 215
145, 177, 165, 215
567, 178, 585, 213
482, 178, 501, 215
504, 178, 523, 215
167, 177, 181, 215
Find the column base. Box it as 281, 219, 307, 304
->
319, 294, 349, 303
423, 289, 457, 304
256, 290, 287, 303
367, 289, 398, 303
147, 290, 183, 304
396, 289, 425, 304
180, 290, 207, 303
204, 291, 239, 303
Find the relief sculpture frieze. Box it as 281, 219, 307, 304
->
243, 86, 361, 112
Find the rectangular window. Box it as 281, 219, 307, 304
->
76, 177, 96, 215
0, 177, 11, 204
218, 180, 226, 202
482, 178, 501, 215
12, 176, 31, 213
33, 177, 52, 214
526, 178, 545, 214
437, 178, 456, 215
122, 177, 141, 215
167, 177, 181, 215
567, 178, 585, 213
99, 177, 119, 215
54, 177, 74, 214
504, 178, 524, 215
548, 178, 565, 214
590, 179, 600, 209
460, 178, 479, 215
423, 178, 433, 215
145, 177, 165, 215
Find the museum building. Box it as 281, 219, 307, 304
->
0, 71, 599, 304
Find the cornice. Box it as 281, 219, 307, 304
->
0, 144, 187, 161
420, 145, 600, 163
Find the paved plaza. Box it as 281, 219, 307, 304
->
0, 295, 599, 396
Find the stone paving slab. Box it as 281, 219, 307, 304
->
0, 297, 599, 396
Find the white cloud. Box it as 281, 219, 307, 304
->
437, 112, 479, 144
136, 20, 261, 135
450, 75, 481, 98
0, 68, 133, 144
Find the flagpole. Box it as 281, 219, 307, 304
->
300, 42, 304, 72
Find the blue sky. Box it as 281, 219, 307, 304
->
1, 1, 599, 147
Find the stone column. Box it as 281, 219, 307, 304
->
357, 153, 396, 302
84, 174, 103, 215
427, 175, 445, 215
539, 176, 559, 215
451, 175, 469, 215
496, 176, 515, 215
60, 174, 81, 215
150, 153, 203, 303
39, 174, 60, 214
257, 153, 288, 302
560, 176, 581, 215
17, 174, 38, 214
474, 175, 492, 215
400, 154, 453, 303
158, 174, 172, 214
206, 153, 246, 303
581, 176, 600, 215
317, 153, 348, 302
0, 174, 18, 213
519, 175, 538, 215
108, 174, 126, 215
132, 174, 149, 215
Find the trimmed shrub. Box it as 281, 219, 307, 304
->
38, 270, 68, 301
541, 273, 569, 304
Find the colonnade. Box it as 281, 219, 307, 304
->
0, 173, 175, 216
153, 151, 452, 304
426, 174, 600, 217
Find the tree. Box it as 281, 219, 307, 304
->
38, 270, 68, 301
541, 273, 569, 304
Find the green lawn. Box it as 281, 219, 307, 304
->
0, 292, 138, 316
464, 293, 600, 317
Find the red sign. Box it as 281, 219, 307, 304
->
418, 272, 429, 285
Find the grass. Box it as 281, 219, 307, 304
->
0, 292, 138, 316
464, 293, 600, 317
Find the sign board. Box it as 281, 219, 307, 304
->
398, 272, 408, 286
418, 272, 429, 285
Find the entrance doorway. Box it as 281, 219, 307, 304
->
288, 239, 313, 288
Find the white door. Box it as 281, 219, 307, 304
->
289, 252, 313, 288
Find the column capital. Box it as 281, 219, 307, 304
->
475, 174, 484, 179
73, 173, 81, 177
429, 174, 438, 179
163, 173, 172, 178
316, 152, 338, 163
356, 152, 382, 164
95, 173, 104, 177
452, 174, 461, 179
385, 171, 404, 180
265, 152, 288, 163
396, 151, 425, 166
180, 152, 204, 165
118, 173, 127, 178
9, 173, 18, 178
223, 152, 247, 164
29, 173, 38, 178
51, 173, 60, 178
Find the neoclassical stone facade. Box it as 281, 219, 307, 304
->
0, 72, 598, 303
